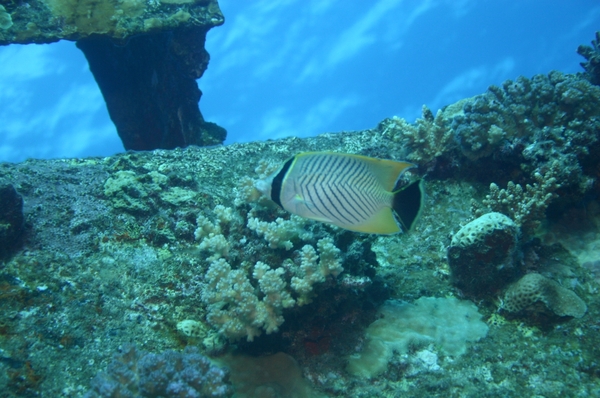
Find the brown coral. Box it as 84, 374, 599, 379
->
502, 273, 587, 318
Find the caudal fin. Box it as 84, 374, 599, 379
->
392, 180, 424, 232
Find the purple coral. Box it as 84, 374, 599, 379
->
85, 345, 230, 397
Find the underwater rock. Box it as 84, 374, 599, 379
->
447, 212, 519, 298
0, 0, 224, 45
1, 0, 226, 151
77, 27, 227, 151
502, 272, 587, 319
0, 183, 24, 258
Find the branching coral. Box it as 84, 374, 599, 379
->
195, 205, 238, 260
478, 166, 560, 234
201, 258, 295, 341
578, 31, 600, 85
381, 104, 455, 164
291, 237, 343, 305
247, 215, 312, 249
201, 235, 345, 340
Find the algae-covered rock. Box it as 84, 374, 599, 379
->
0, 183, 24, 258
0, 0, 224, 45
447, 212, 519, 298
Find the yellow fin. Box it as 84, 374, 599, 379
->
349, 207, 401, 235
361, 157, 415, 192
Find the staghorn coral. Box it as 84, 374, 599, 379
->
502, 272, 587, 319
478, 165, 561, 235
85, 345, 230, 397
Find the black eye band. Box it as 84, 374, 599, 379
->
271, 157, 294, 208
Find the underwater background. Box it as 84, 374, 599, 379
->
1, 1, 600, 162
0, 1, 600, 397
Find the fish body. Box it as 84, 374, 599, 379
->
255, 152, 424, 234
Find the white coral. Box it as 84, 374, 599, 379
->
198, 233, 230, 261
291, 238, 343, 305
194, 213, 221, 240
202, 259, 296, 341
247, 215, 311, 249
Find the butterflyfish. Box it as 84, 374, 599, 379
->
255, 152, 424, 234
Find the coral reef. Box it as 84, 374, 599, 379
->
382, 60, 600, 247
0, 32, 600, 398
85, 345, 230, 398
502, 272, 587, 319
450, 71, 600, 169
447, 212, 520, 298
